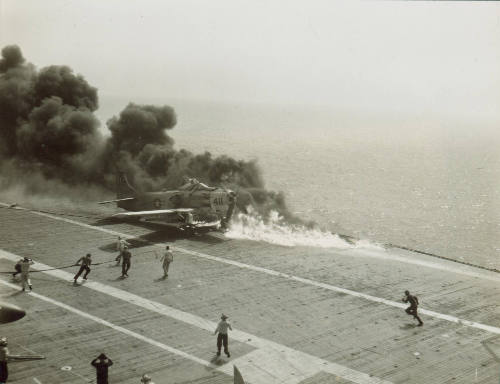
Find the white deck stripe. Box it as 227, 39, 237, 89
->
3, 203, 500, 282
353, 248, 500, 283
3, 202, 499, 284
3, 206, 500, 334
177, 248, 500, 335
0, 250, 391, 384
0, 279, 217, 368
27, 208, 500, 282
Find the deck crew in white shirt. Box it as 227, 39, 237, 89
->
214, 314, 232, 357
19, 257, 34, 291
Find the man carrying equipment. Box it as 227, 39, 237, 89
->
19, 257, 34, 291
403, 290, 423, 326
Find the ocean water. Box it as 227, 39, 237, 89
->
98, 98, 500, 269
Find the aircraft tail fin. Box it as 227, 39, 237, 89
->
117, 172, 137, 199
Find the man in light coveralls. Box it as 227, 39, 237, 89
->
19, 257, 34, 291
115, 236, 130, 266
160, 246, 173, 278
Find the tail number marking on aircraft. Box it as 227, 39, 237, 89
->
214, 197, 224, 206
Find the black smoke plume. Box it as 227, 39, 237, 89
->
0, 45, 36, 156
35, 65, 98, 111
0, 45, 297, 222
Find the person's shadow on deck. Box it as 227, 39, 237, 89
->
399, 323, 418, 330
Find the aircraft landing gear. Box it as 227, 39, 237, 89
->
180, 224, 196, 236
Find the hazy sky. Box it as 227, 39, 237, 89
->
2, 0, 500, 123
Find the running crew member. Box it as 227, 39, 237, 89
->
74, 254, 92, 283
11, 259, 21, 280
403, 290, 423, 326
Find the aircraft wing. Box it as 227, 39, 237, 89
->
8, 354, 46, 361
112, 208, 194, 219
192, 220, 221, 228
98, 197, 136, 205
139, 219, 221, 231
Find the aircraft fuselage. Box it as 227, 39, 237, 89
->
118, 189, 232, 221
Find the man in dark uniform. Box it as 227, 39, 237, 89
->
74, 254, 92, 284
121, 246, 132, 278
11, 259, 21, 280
0, 337, 8, 384
91, 353, 113, 384
403, 290, 423, 326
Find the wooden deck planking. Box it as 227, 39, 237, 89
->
1, 206, 500, 383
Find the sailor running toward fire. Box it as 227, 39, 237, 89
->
74, 253, 92, 284
403, 290, 423, 326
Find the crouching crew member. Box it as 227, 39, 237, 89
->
403, 290, 423, 326
74, 253, 92, 283
214, 314, 232, 357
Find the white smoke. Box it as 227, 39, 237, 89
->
226, 208, 383, 249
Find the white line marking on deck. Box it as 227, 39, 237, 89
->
353, 248, 500, 282
2, 206, 500, 333
166, 247, 500, 334
13, 342, 39, 356
0, 250, 392, 384
3, 203, 498, 282
33, 378, 42, 384
64, 368, 92, 383
0, 279, 217, 372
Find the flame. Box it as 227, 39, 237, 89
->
226, 209, 381, 249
